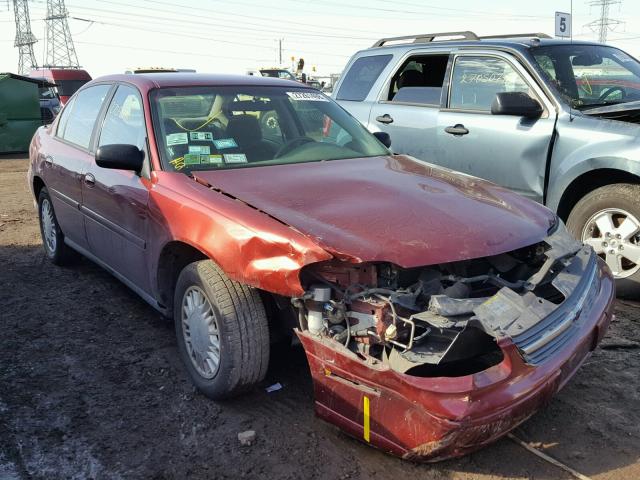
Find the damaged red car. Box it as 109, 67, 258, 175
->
28, 73, 615, 461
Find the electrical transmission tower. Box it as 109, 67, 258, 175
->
12, 0, 38, 74
44, 0, 80, 68
585, 0, 623, 43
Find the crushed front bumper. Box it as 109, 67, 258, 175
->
297, 256, 615, 462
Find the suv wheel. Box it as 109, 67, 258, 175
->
38, 187, 74, 265
174, 260, 269, 399
567, 184, 640, 297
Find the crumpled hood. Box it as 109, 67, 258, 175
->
193, 155, 555, 267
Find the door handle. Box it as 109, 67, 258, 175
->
444, 124, 469, 136
84, 173, 95, 187
376, 114, 394, 124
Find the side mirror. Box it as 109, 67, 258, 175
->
373, 131, 392, 148
95, 144, 144, 171
491, 92, 543, 119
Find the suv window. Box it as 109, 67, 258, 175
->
99, 85, 146, 151
336, 54, 392, 102
62, 84, 111, 149
388, 55, 449, 105
449, 56, 531, 111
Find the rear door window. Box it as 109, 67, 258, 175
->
62, 84, 111, 149
449, 56, 531, 111
336, 54, 392, 101
388, 54, 449, 105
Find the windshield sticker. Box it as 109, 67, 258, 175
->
213, 138, 238, 149
166, 132, 188, 146
224, 153, 248, 164
169, 157, 185, 170
190, 131, 214, 141
286, 91, 329, 102
201, 154, 223, 164
184, 153, 202, 165
189, 145, 210, 155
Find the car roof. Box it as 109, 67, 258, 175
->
88, 73, 305, 92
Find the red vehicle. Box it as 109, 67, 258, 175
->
27, 73, 614, 461
29, 68, 92, 105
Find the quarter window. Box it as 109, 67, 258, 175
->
62, 84, 111, 149
99, 85, 146, 151
449, 56, 531, 111
336, 54, 392, 102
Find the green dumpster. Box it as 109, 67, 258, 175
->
0, 73, 47, 153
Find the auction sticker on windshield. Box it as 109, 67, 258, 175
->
167, 132, 188, 146
213, 138, 238, 149
286, 91, 328, 102
190, 131, 214, 141
224, 153, 248, 163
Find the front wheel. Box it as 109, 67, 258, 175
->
174, 260, 270, 399
566, 184, 640, 297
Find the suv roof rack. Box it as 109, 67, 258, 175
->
479, 33, 552, 39
372, 31, 479, 48
372, 31, 552, 48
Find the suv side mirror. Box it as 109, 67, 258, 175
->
373, 131, 392, 148
96, 144, 144, 171
491, 92, 543, 119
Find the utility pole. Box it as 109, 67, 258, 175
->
44, 0, 80, 68
12, 0, 38, 74
585, 0, 623, 43
278, 38, 283, 65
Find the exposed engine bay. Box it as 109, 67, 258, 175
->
293, 221, 596, 377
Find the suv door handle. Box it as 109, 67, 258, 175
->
376, 114, 394, 124
84, 173, 95, 187
444, 124, 469, 136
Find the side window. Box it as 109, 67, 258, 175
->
99, 85, 146, 151
388, 54, 449, 105
449, 56, 531, 111
62, 84, 111, 149
55, 96, 76, 138
336, 54, 392, 102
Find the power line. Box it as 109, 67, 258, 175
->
585, 0, 624, 43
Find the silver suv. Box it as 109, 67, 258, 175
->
334, 31, 640, 296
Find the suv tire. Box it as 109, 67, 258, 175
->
38, 187, 74, 265
174, 260, 270, 399
567, 183, 640, 298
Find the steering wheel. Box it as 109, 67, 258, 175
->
274, 136, 315, 158
598, 86, 626, 102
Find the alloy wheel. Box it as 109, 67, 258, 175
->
582, 208, 640, 278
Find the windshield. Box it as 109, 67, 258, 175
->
56, 79, 89, 97
531, 45, 640, 110
150, 86, 389, 173
260, 69, 296, 81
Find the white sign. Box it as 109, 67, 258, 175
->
555, 11, 571, 38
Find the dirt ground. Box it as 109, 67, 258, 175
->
0, 156, 639, 480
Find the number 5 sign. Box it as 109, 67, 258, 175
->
555, 11, 572, 38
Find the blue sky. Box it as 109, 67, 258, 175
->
1, 0, 640, 78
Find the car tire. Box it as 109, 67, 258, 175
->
38, 187, 74, 265
566, 183, 640, 298
174, 260, 270, 399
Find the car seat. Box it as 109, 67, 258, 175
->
225, 115, 278, 162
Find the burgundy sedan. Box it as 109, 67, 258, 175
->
28, 73, 615, 461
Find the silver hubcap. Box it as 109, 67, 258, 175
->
181, 286, 221, 379
41, 198, 57, 254
582, 208, 640, 279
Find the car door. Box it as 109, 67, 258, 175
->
81, 84, 152, 293
436, 53, 557, 202
43, 84, 112, 251
369, 52, 451, 162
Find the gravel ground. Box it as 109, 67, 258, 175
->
1, 156, 639, 480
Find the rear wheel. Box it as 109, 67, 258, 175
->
566, 184, 640, 297
38, 187, 74, 265
174, 260, 270, 399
